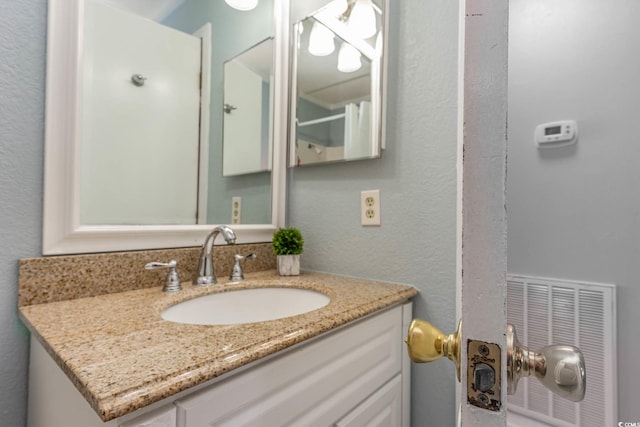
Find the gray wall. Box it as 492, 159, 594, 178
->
0, 0, 47, 424
508, 0, 640, 421
288, 1, 460, 425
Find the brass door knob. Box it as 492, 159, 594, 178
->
405, 319, 462, 380
507, 324, 586, 402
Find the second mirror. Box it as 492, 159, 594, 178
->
289, 0, 386, 167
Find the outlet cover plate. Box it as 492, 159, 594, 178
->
361, 190, 380, 226
231, 196, 241, 224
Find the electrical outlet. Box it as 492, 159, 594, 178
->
231, 196, 242, 224
361, 190, 381, 226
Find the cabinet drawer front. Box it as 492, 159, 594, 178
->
176, 305, 404, 427
120, 405, 177, 427
335, 375, 402, 427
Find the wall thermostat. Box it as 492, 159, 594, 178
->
534, 120, 578, 148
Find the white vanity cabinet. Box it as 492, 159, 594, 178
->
28, 303, 412, 427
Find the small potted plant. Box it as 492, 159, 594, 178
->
272, 227, 304, 276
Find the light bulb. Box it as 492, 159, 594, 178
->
327, 0, 348, 16
308, 21, 335, 56
224, 0, 258, 11
375, 31, 383, 54
348, 0, 377, 39
338, 43, 362, 73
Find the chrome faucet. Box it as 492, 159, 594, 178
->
193, 225, 236, 286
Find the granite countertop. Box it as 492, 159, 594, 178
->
19, 270, 417, 422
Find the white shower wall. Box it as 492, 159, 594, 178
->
507, 0, 640, 422
81, 0, 201, 225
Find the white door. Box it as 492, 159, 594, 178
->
458, 0, 509, 425
406, 1, 585, 426
405, 2, 509, 422
222, 59, 265, 176
80, 0, 201, 225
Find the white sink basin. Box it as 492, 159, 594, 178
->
161, 287, 331, 325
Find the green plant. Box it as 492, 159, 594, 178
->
272, 227, 304, 255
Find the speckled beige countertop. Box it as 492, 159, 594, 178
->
19, 270, 417, 422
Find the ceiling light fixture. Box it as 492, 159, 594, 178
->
348, 0, 377, 39
308, 21, 336, 56
337, 42, 362, 73
224, 0, 258, 11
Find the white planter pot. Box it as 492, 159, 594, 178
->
277, 255, 300, 276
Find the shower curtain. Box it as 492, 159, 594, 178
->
344, 101, 372, 160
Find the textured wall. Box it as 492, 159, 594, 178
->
508, 0, 640, 421
0, 0, 47, 424
288, 1, 460, 425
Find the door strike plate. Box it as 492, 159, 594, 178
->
467, 339, 501, 411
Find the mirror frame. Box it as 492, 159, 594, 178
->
43, 0, 289, 255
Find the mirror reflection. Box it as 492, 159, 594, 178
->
223, 38, 274, 177
80, 0, 274, 226
290, 0, 385, 167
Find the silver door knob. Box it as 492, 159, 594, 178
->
507, 324, 586, 402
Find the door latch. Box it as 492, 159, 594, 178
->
467, 339, 502, 411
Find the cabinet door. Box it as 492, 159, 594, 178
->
175, 305, 405, 426
119, 405, 176, 427
335, 375, 402, 427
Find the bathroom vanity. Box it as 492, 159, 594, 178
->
19, 269, 416, 427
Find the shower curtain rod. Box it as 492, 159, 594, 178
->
297, 113, 346, 127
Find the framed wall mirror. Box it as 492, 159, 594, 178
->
43, 0, 288, 254
289, 0, 387, 167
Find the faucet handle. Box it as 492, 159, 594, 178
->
234, 253, 256, 261
230, 253, 256, 282
145, 260, 182, 292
